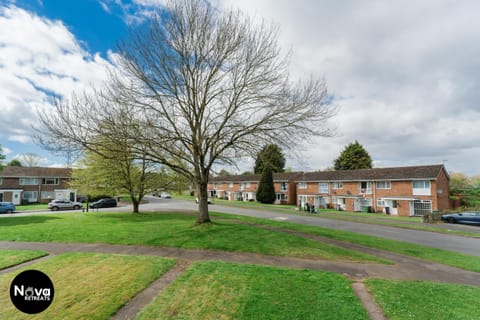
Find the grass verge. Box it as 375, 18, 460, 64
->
366, 279, 480, 320
0, 250, 48, 269
198, 197, 480, 238
0, 212, 386, 264
210, 212, 480, 273
137, 261, 369, 320
0, 252, 176, 319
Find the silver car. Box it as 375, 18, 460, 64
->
48, 200, 83, 211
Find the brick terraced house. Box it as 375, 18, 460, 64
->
295, 165, 450, 216
0, 166, 76, 205
208, 172, 303, 205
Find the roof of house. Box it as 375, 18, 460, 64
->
0, 166, 72, 178
297, 165, 447, 182
210, 172, 304, 183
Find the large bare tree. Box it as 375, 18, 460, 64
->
37, 0, 336, 223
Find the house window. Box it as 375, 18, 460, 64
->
228, 182, 233, 188
22, 191, 38, 203
413, 200, 432, 216
41, 191, 54, 200
298, 182, 307, 189
240, 183, 245, 191
376, 181, 391, 189
359, 181, 372, 194
332, 182, 343, 189
318, 182, 328, 193
0, 178, 2, 185
246, 182, 251, 188
42, 178, 59, 185
19, 178, 39, 185
276, 193, 287, 201
280, 182, 288, 191
413, 180, 431, 196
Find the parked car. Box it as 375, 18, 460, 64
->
0, 202, 15, 214
48, 200, 83, 211
195, 197, 212, 204
160, 192, 172, 199
89, 198, 117, 209
441, 212, 480, 225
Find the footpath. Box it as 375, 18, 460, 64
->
0, 231, 479, 320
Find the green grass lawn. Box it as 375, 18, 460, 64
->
15, 203, 49, 211
0, 250, 48, 269
366, 279, 480, 320
0, 212, 384, 263
0, 253, 175, 320
210, 212, 480, 273
137, 261, 369, 320
180, 196, 480, 238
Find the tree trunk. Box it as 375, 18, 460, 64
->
132, 200, 140, 213
196, 181, 211, 224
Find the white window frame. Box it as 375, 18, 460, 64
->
246, 182, 251, 188
298, 182, 307, 189
318, 182, 329, 194
376, 181, 391, 189
42, 178, 60, 185
413, 200, 432, 216
359, 181, 372, 194
19, 178, 39, 186
22, 191, 38, 202
228, 182, 233, 188
280, 182, 288, 191
332, 182, 343, 190
413, 180, 431, 196
239, 183, 245, 191
41, 191, 54, 200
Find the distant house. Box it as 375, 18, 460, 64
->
208, 172, 303, 205
0, 166, 76, 204
296, 165, 450, 216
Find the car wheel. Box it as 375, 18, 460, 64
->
446, 217, 456, 223
74, 205, 81, 210
52, 206, 59, 211
6, 209, 12, 214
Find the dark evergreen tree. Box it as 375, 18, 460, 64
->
254, 144, 286, 174
7, 159, 23, 167
334, 141, 373, 170
256, 166, 276, 204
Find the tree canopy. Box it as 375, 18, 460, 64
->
71, 143, 174, 213
36, 0, 336, 223
254, 144, 286, 174
333, 141, 372, 170
0, 144, 5, 172
7, 159, 23, 167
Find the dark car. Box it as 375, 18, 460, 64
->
441, 212, 480, 225
89, 198, 117, 209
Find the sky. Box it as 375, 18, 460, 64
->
1, 0, 479, 175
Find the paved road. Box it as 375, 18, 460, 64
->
143, 197, 480, 257
2, 196, 480, 257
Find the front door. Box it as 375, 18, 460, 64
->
354, 198, 362, 212
12, 191, 21, 205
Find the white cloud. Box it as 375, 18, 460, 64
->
0, 6, 116, 155
219, 0, 480, 175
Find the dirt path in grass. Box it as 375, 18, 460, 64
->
1, 240, 479, 286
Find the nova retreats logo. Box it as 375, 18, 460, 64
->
10, 270, 54, 314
